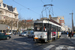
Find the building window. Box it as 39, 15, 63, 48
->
9, 14, 10, 16
0, 3, 1, 7
0, 11, 2, 14
15, 15, 17, 18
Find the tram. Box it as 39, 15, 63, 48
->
34, 19, 61, 42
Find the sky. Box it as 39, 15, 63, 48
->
3, 0, 75, 28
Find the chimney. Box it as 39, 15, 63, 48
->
49, 15, 51, 19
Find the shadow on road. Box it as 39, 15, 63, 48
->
13, 36, 49, 45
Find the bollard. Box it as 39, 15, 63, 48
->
58, 32, 59, 38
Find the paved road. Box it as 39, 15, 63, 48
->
44, 34, 75, 50
0, 34, 75, 50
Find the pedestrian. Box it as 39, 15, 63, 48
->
43, 26, 45, 31
4, 30, 6, 35
72, 32, 74, 37
69, 31, 72, 38
43, 26, 46, 31
67, 31, 68, 37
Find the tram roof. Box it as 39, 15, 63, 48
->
34, 19, 61, 27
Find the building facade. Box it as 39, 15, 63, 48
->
18, 19, 34, 30
0, 0, 18, 30
52, 16, 71, 31
52, 16, 65, 26
74, 26, 75, 32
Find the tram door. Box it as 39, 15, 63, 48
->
44, 23, 51, 41
48, 24, 51, 40
56, 26, 58, 38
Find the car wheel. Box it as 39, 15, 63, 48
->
7, 37, 10, 40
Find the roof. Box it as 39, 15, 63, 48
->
3, 3, 14, 12
35, 19, 61, 26
52, 17, 58, 19
50, 19, 61, 26
26, 20, 33, 22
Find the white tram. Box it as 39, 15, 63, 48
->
34, 19, 61, 42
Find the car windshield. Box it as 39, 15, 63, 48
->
31, 32, 34, 34
0, 33, 5, 35
21, 32, 26, 34
23, 32, 27, 33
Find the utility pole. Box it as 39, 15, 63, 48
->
70, 11, 74, 32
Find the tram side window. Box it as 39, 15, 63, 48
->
43, 24, 49, 31
51, 25, 56, 32
58, 27, 61, 32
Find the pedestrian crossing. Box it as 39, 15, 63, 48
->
44, 45, 75, 50
44, 45, 55, 50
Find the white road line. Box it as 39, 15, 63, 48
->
44, 44, 75, 50
55, 45, 64, 50
43, 45, 55, 50
67, 46, 75, 50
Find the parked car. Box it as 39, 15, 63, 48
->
0, 33, 11, 40
28, 31, 34, 38
19, 32, 28, 36
6, 32, 12, 35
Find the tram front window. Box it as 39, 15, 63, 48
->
34, 23, 43, 31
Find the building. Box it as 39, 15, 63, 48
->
52, 16, 65, 26
0, 0, 18, 30
0, 24, 8, 32
52, 16, 66, 31
18, 19, 34, 30
25, 20, 34, 30
74, 26, 75, 32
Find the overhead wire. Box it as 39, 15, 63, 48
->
40, 0, 56, 17
12, 0, 40, 15
41, 0, 45, 4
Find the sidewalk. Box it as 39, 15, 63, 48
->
67, 36, 75, 44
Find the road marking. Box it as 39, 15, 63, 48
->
67, 46, 75, 50
55, 45, 64, 50
44, 44, 75, 50
55, 45, 75, 50
43, 45, 55, 50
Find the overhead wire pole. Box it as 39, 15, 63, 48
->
70, 11, 74, 32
